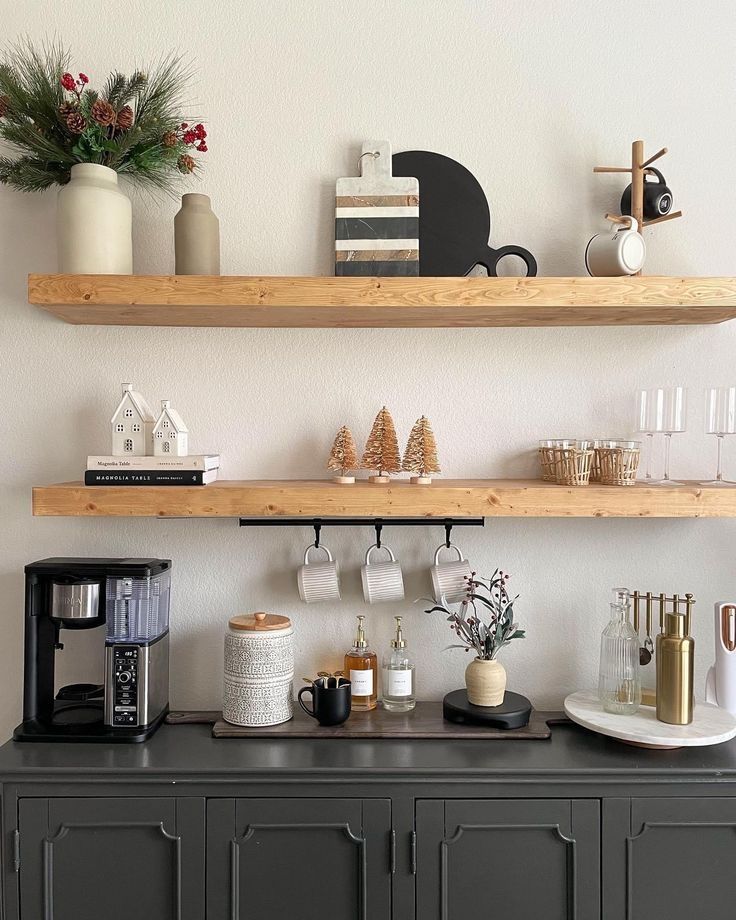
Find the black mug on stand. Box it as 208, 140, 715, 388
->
298, 677, 351, 726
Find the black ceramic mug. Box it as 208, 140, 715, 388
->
298, 677, 351, 726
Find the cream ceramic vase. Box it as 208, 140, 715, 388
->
174, 193, 220, 274
465, 658, 507, 706
57, 164, 132, 273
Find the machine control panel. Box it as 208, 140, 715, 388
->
112, 646, 139, 725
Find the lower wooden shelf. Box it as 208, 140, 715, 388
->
31, 479, 736, 518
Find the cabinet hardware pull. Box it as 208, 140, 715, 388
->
390, 829, 396, 874
13, 830, 20, 872
410, 830, 417, 875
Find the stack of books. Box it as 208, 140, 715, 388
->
85, 455, 220, 486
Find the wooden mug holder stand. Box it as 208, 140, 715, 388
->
593, 139, 683, 275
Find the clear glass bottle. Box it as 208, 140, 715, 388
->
598, 588, 641, 714
344, 615, 377, 711
382, 616, 416, 712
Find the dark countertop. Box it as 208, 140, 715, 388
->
3, 721, 736, 784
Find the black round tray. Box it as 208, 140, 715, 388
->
443, 689, 532, 729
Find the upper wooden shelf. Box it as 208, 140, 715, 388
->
32, 479, 736, 518
27, 274, 736, 328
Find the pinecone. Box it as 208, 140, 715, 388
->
116, 105, 134, 130
65, 112, 87, 134
161, 130, 178, 148
177, 153, 196, 174
0, 95, 10, 118
90, 99, 116, 127
58, 101, 77, 118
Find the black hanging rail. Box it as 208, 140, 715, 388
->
238, 517, 484, 548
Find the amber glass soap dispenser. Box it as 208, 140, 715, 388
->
345, 615, 377, 711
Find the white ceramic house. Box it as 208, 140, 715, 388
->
152, 399, 189, 456
111, 383, 155, 456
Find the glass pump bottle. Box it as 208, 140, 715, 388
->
382, 616, 416, 712
598, 588, 641, 714
344, 615, 377, 711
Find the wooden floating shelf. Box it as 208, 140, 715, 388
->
28, 274, 736, 328
31, 479, 736, 518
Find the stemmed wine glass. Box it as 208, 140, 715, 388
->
637, 387, 687, 484
636, 389, 660, 482
660, 387, 687, 484
703, 387, 736, 485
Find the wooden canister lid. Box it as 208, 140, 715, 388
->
229, 612, 291, 631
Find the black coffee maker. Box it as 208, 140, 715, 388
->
15, 558, 171, 743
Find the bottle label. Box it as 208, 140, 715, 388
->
350, 668, 373, 696
385, 668, 412, 697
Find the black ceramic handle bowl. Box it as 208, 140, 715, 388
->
298, 681, 351, 726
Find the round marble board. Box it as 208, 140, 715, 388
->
564, 690, 736, 749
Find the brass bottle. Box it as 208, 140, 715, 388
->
656, 612, 694, 725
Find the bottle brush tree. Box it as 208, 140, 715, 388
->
402, 416, 440, 484
327, 425, 358, 483
361, 406, 402, 482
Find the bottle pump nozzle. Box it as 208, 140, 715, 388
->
355, 615, 367, 649
391, 615, 406, 649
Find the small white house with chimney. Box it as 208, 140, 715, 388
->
152, 399, 189, 456
110, 383, 155, 456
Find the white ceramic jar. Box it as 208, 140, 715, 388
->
57, 163, 133, 273
223, 612, 294, 726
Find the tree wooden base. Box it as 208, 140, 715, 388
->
332, 475, 355, 484
410, 476, 432, 485
368, 475, 391, 484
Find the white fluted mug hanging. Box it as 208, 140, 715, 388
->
297, 543, 341, 603
57, 163, 132, 273
361, 543, 405, 604
223, 612, 294, 727
430, 544, 472, 604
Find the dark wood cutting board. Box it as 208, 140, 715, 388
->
180, 703, 556, 739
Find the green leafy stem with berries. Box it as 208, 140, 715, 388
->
425, 571, 525, 660
0, 40, 207, 193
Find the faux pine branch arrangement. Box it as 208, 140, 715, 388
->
426, 571, 525, 660
0, 40, 207, 192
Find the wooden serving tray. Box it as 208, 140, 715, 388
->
168, 704, 556, 739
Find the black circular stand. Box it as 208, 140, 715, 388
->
442, 689, 532, 729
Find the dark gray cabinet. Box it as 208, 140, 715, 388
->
4, 725, 736, 920
416, 799, 600, 920
17, 797, 205, 920
604, 797, 736, 920
206, 798, 392, 920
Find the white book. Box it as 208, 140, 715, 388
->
86, 454, 220, 471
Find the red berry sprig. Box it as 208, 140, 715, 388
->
178, 122, 208, 152
60, 72, 89, 100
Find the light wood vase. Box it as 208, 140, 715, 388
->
465, 658, 506, 706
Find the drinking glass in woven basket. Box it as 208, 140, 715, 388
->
553, 444, 594, 486
539, 439, 575, 482
595, 441, 641, 486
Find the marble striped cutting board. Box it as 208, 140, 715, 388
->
335, 139, 419, 276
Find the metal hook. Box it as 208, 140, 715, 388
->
313, 521, 321, 549
445, 520, 453, 548
374, 520, 383, 549
357, 150, 380, 172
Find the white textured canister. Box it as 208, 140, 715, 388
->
223, 612, 294, 726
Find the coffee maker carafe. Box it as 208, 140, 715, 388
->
14, 558, 171, 743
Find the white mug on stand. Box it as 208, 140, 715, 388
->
585, 217, 646, 276
297, 543, 341, 603
430, 543, 472, 604
361, 543, 405, 604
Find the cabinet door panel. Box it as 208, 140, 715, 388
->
625, 798, 736, 920
207, 798, 391, 920
18, 797, 204, 920
417, 799, 599, 920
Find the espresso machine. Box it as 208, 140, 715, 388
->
14, 558, 171, 743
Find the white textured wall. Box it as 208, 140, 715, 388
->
1, 0, 735, 736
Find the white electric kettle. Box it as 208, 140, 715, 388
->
705, 602, 736, 714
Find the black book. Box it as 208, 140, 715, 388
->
84, 469, 218, 486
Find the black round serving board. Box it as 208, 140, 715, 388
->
392, 150, 537, 277
442, 689, 532, 729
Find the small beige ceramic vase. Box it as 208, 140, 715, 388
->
174, 193, 220, 274
465, 658, 507, 707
